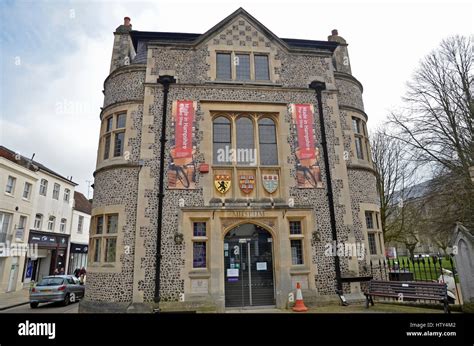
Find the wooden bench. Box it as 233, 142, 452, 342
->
364, 280, 450, 313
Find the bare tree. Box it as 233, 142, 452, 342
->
370, 128, 418, 239
389, 35, 474, 228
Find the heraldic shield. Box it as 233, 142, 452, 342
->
239, 174, 255, 194
262, 174, 279, 193
214, 174, 231, 194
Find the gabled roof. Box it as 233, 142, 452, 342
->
74, 191, 92, 214
0, 145, 77, 186
129, 7, 338, 53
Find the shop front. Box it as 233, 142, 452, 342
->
68, 243, 88, 275
23, 231, 69, 283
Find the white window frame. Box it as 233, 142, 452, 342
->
60, 218, 67, 233
6, 176, 16, 194
23, 182, 32, 200
77, 215, 84, 234
47, 216, 56, 231
34, 214, 43, 230
39, 179, 48, 196
52, 183, 60, 200
64, 188, 70, 202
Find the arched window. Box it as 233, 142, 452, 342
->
258, 118, 278, 165
213, 117, 231, 165
236, 117, 254, 165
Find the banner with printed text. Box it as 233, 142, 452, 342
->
168, 100, 197, 189
291, 104, 323, 188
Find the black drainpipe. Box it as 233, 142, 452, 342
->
154, 75, 176, 305
309, 81, 343, 293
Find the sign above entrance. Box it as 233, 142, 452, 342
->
214, 174, 231, 194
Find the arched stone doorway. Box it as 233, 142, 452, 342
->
224, 223, 275, 307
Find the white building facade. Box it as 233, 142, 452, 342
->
68, 192, 91, 274
0, 150, 38, 293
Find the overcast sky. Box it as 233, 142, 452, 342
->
1, 0, 472, 196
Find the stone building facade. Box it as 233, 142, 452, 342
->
80, 8, 383, 313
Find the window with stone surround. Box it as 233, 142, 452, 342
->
101, 111, 127, 162
90, 214, 118, 264
368, 233, 377, 255
212, 113, 278, 167
216, 51, 271, 82
365, 210, 382, 256
352, 117, 370, 162
191, 220, 208, 269
288, 220, 304, 265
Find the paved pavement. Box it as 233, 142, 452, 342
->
0, 288, 30, 310
1, 301, 79, 313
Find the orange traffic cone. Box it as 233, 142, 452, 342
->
292, 282, 308, 312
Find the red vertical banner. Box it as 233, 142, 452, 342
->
174, 100, 194, 159
291, 104, 323, 188
295, 104, 316, 160
168, 100, 196, 189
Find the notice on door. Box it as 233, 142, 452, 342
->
256, 262, 267, 271
227, 269, 239, 277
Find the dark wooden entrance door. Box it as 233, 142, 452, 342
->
224, 224, 275, 307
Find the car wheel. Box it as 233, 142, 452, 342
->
30, 302, 39, 309
62, 293, 70, 306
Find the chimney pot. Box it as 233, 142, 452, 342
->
332, 29, 338, 36
124, 17, 131, 26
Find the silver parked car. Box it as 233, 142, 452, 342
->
30, 275, 85, 308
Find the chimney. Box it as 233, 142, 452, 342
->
331, 29, 338, 36
124, 16, 131, 27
